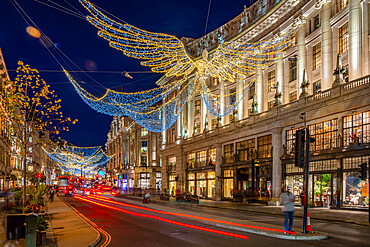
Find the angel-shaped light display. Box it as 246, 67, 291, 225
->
43, 145, 114, 176
65, 0, 298, 132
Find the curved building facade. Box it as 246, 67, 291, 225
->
159, 0, 370, 208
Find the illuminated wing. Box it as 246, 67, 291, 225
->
80, 0, 195, 77
208, 27, 298, 82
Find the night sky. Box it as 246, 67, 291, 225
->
0, 0, 252, 148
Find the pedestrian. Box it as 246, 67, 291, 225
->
143, 191, 151, 203
49, 189, 55, 202
280, 186, 295, 234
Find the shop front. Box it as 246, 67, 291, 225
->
186, 170, 215, 199
284, 156, 369, 209
223, 169, 234, 199
168, 174, 177, 196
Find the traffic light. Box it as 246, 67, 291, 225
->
359, 163, 367, 180
295, 129, 305, 168
37, 173, 42, 178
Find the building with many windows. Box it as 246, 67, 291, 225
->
106, 116, 162, 192
0, 48, 12, 189
158, 0, 370, 209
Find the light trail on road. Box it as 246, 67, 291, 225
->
83, 194, 296, 234
74, 195, 250, 240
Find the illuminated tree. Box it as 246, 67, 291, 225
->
1, 61, 77, 205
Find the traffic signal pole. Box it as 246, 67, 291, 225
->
303, 128, 310, 233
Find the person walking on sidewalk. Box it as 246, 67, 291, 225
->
280, 186, 295, 234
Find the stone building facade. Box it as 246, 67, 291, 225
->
0, 48, 12, 189
159, 0, 370, 208
106, 116, 162, 191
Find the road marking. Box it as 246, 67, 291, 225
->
82, 194, 296, 235
75, 195, 250, 240
59, 197, 111, 247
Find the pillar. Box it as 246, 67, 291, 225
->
297, 22, 307, 97
176, 153, 185, 193
321, 1, 333, 90
177, 111, 182, 140
271, 127, 283, 198
237, 79, 244, 120
276, 57, 285, 104
219, 80, 225, 125
161, 107, 166, 146
201, 97, 207, 132
348, 0, 362, 80
256, 68, 263, 113
161, 157, 168, 192
215, 144, 222, 201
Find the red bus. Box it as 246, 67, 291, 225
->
57, 176, 70, 195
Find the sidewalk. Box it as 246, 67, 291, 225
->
46, 196, 100, 247
0, 196, 100, 247
112, 195, 329, 240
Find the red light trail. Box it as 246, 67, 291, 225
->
74, 195, 249, 240
81, 194, 296, 235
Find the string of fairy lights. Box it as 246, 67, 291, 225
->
43, 145, 114, 176
59, 0, 300, 132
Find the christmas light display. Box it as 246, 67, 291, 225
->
67, 0, 299, 132
43, 145, 114, 176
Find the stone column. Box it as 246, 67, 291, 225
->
177, 111, 182, 140
321, 1, 333, 90
215, 143, 222, 201
348, 0, 362, 80
237, 79, 244, 120
219, 80, 225, 125
297, 21, 307, 97
161, 156, 168, 192
362, 0, 369, 76
256, 68, 263, 113
276, 57, 284, 104
161, 107, 166, 146
176, 153, 185, 193
271, 127, 283, 199
201, 97, 207, 132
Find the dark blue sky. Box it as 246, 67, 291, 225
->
1, 0, 252, 147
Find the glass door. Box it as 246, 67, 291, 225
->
313, 174, 332, 207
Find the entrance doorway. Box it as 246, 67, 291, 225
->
313, 173, 336, 207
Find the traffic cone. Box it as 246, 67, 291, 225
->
306, 211, 314, 233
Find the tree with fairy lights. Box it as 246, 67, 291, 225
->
1, 61, 77, 206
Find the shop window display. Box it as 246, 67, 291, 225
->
343, 172, 369, 207
188, 173, 195, 195
223, 170, 234, 199
285, 175, 303, 204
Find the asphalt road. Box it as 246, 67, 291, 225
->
63, 196, 370, 247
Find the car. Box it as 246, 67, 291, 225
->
95, 185, 112, 195
82, 187, 93, 196
63, 185, 74, 196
